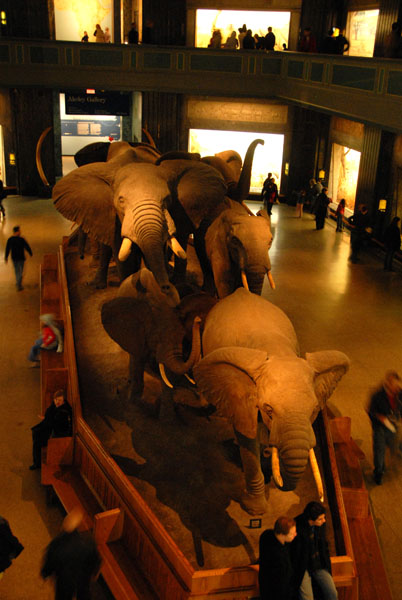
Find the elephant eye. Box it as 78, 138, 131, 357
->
263, 403, 274, 418
118, 196, 125, 207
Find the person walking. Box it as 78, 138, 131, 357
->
0, 516, 24, 581
290, 502, 338, 600
5, 225, 32, 290
335, 198, 346, 231
259, 516, 297, 599
30, 389, 72, 470
347, 204, 370, 263
368, 371, 402, 485
383, 216, 401, 271
315, 188, 330, 230
41, 507, 101, 600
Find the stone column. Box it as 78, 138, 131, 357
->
354, 126, 382, 214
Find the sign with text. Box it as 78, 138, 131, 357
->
65, 91, 130, 116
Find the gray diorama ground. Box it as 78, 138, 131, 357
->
66, 247, 335, 571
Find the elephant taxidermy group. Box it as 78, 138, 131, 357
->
52, 139, 272, 303
102, 283, 350, 516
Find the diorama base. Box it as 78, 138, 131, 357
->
65, 249, 335, 571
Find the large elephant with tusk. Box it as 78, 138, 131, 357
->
205, 207, 275, 297
192, 288, 350, 515
53, 139, 262, 300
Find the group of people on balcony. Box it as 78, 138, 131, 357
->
208, 24, 280, 51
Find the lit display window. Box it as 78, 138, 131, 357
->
345, 10, 379, 57
195, 9, 290, 51
329, 143, 361, 210
189, 129, 284, 194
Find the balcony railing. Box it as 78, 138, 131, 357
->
1, 38, 402, 132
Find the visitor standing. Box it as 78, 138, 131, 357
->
290, 502, 338, 600
127, 22, 139, 44
259, 516, 297, 599
242, 30, 256, 50
261, 173, 278, 216
81, 31, 89, 42
315, 188, 330, 230
368, 371, 402, 485
348, 204, 370, 263
383, 216, 401, 271
104, 27, 111, 43
295, 189, 306, 218
5, 225, 32, 291
93, 24, 105, 43
335, 198, 346, 231
265, 27, 276, 51
299, 27, 317, 53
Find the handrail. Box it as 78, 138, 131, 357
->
1, 38, 402, 132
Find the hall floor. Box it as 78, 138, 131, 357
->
0, 195, 401, 599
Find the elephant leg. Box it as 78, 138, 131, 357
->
90, 243, 112, 289
129, 354, 145, 401
235, 429, 268, 515
194, 221, 215, 295
77, 227, 88, 259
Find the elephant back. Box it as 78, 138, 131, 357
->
202, 288, 298, 357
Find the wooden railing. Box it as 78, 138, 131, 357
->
38, 241, 394, 599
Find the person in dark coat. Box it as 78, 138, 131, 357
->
30, 389, 72, 470
127, 22, 139, 44
261, 173, 278, 216
242, 30, 255, 50
265, 27, 276, 51
383, 216, 401, 271
41, 508, 101, 600
259, 516, 297, 600
347, 204, 370, 263
0, 516, 24, 579
315, 188, 330, 230
368, 371, 402, 485
5, 225, 32, 291
290, 502, 338, 600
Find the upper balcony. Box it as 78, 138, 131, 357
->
1, 38, 402, 133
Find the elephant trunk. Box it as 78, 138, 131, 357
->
159, 317, 202, 376
121, 201, 179, 305
229, 139, 264, 202
269, 416, 315, 491
243, 269, 266, 296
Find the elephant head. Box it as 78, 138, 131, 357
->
192, 289, 350, 515
205, 208, 274, 297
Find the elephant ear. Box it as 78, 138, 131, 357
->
53, 162, 120, 246
193, 347, 268, 438
101, 296, 153, 355
306, 351, 350, 408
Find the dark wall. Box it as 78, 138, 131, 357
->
10, 88, 55, 195
0, 0, 52, 39
287, 107, 331, 195
0, 88, 16, 186
299, 0, 346, 49
142, 0, 186, 45
142, 92, 185, 153
373, 0, 401, 56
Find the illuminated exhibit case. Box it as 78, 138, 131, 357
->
186, 97, 291, 195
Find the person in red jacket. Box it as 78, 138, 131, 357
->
28, 313, 63, 364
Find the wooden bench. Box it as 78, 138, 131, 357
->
329, 416, 392, 599
330, 416, 369, 519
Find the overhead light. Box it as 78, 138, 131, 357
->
86, 89, 96, 94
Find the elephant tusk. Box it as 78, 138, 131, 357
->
267, 271, 276, 290
159, 363, 173, 389
240, 270, 249, 291
241, 201, 254, 216
118, 238, 133, 262
185, 373, 196, 385
271, 447, 283, 488
169, 237, 187, 260
309, 448, 324, 503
